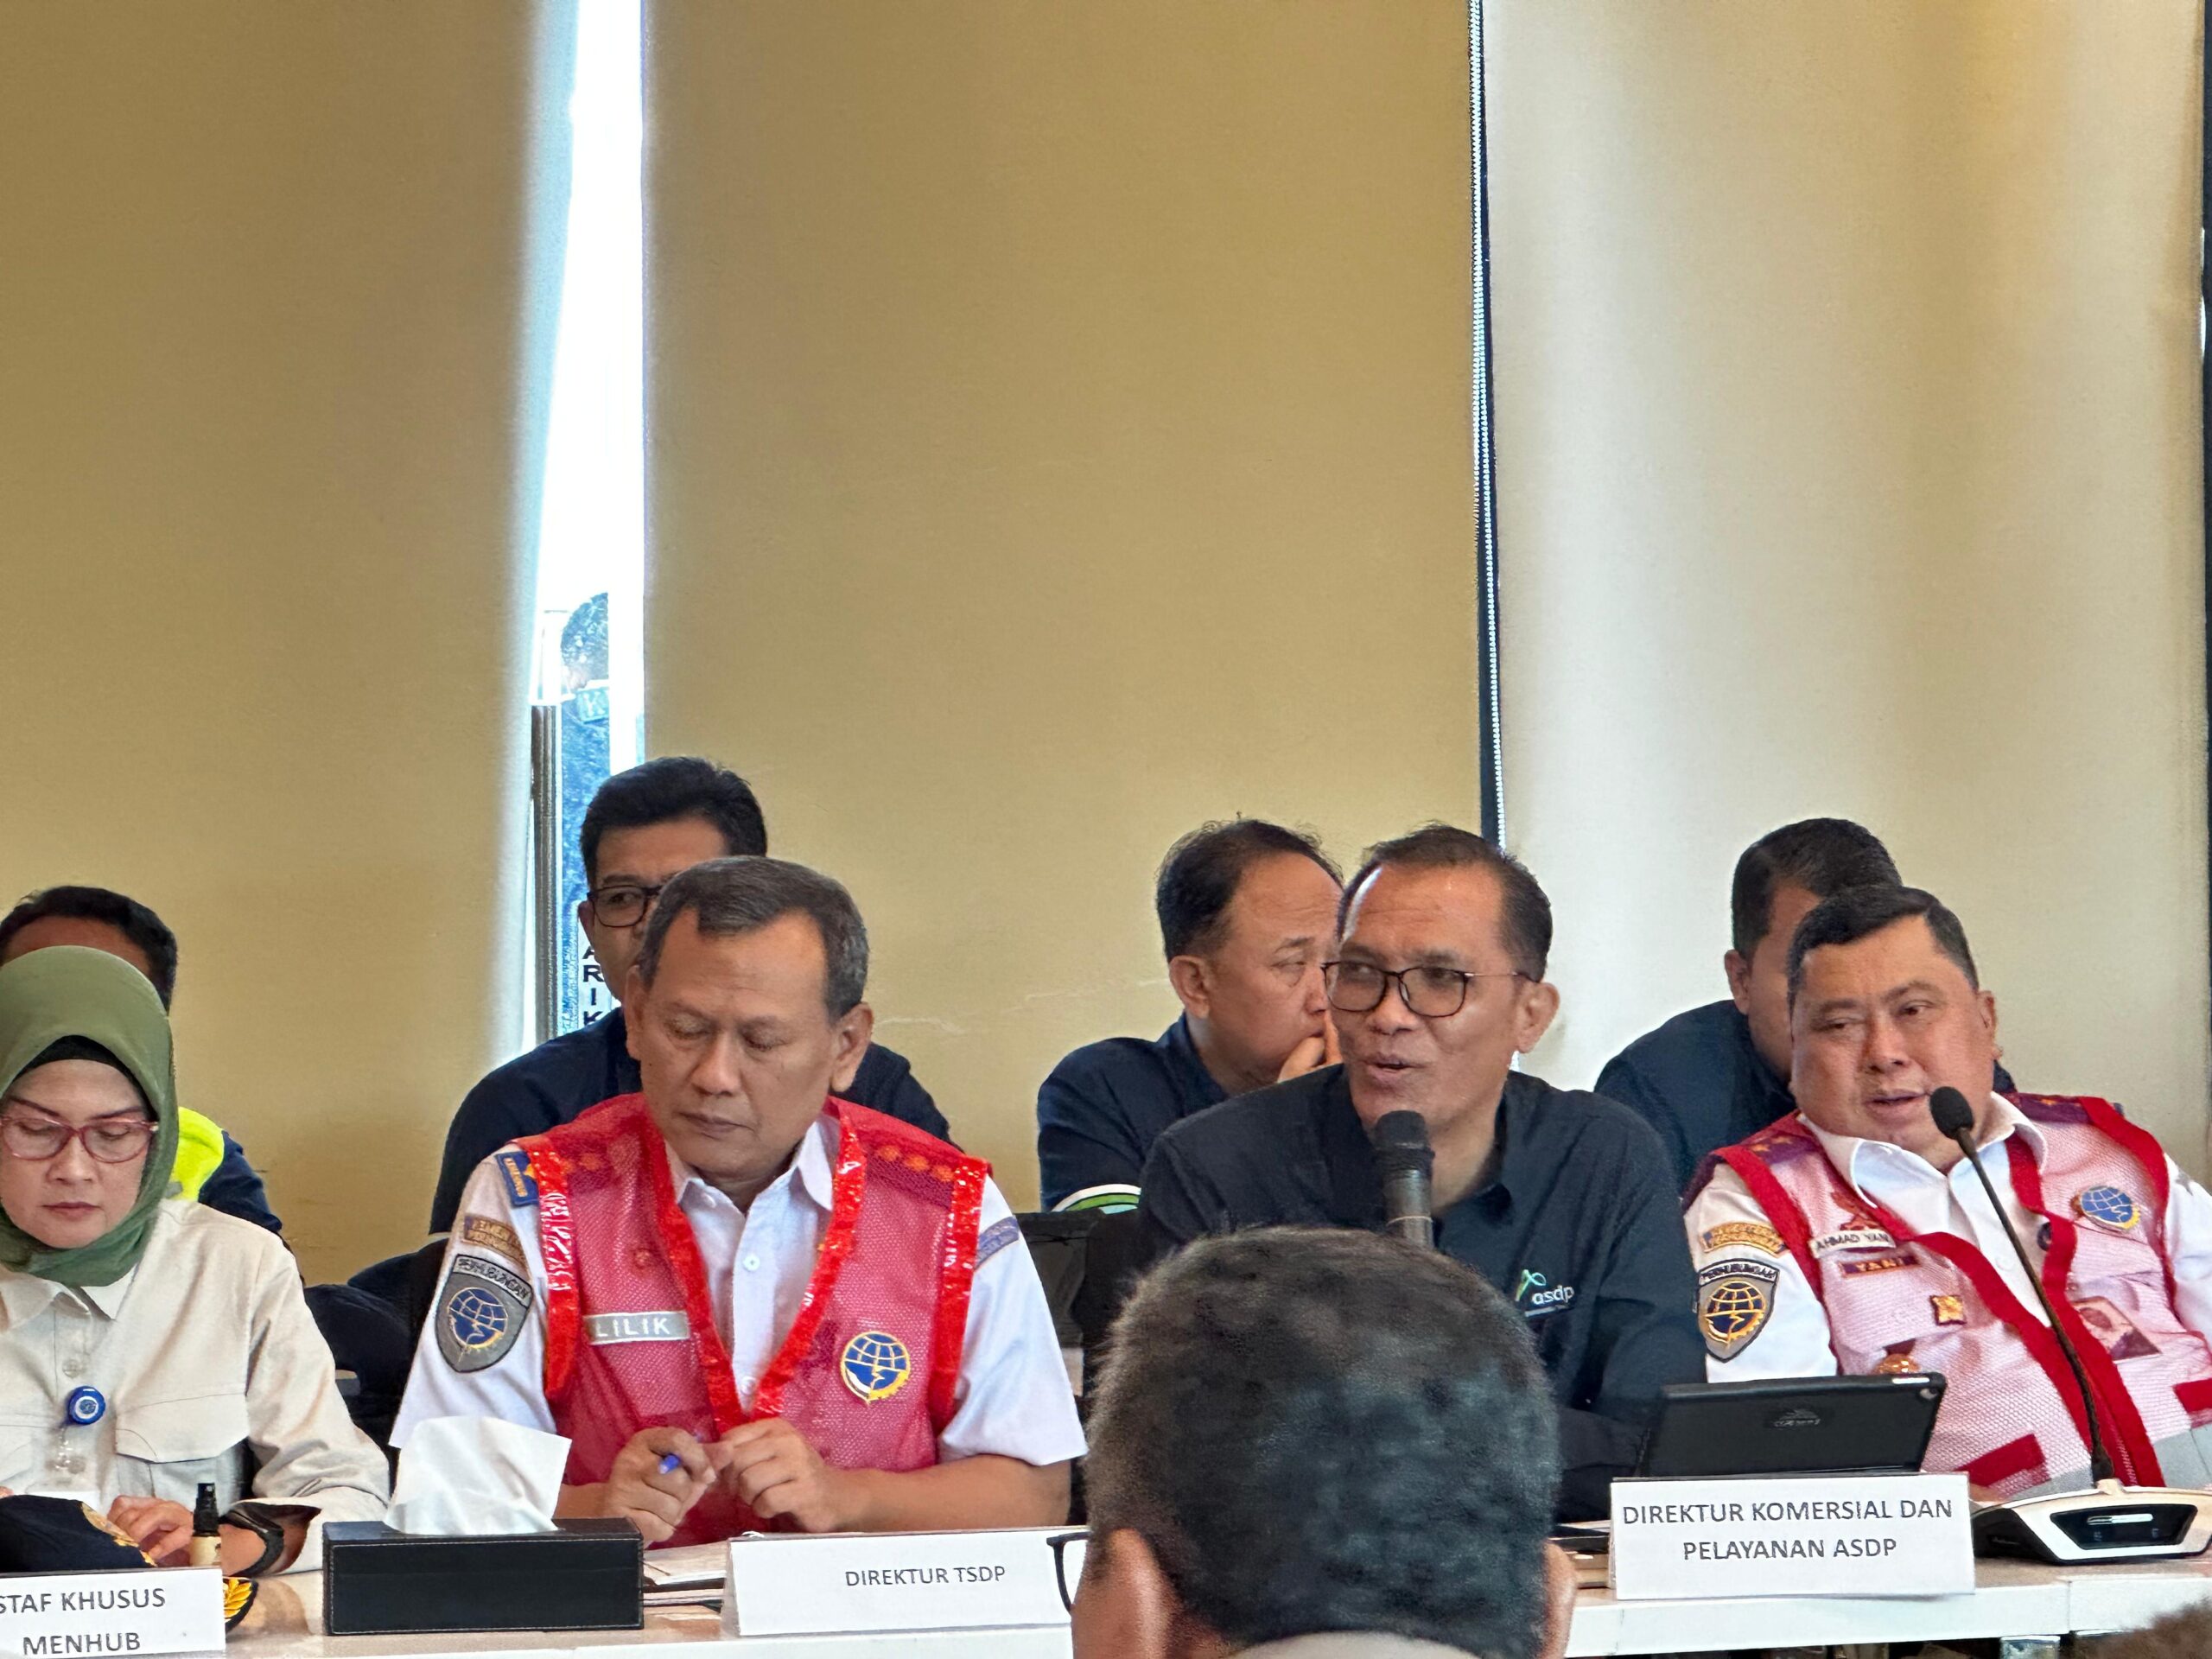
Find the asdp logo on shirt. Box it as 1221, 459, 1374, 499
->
840, 1330, 913, 1403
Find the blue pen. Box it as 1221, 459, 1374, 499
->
658, 1452, 683, 1475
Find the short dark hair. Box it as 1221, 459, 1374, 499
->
1085, 1228, 1558, 1658
2091, 1605, 2212, 1658
1340, 823, 1551, 979
1730, 818, 1899, 958
1154, 820, 1340, 960
580, 756, 768, 885
1787, 885, 1978, 1005
0, 887, 180, 1008
634, 856, 868, 1017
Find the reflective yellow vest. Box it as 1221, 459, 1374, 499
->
173, 1108, 226, 1203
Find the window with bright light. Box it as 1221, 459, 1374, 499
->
531, 0, 644, 1036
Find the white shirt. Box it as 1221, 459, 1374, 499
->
395, 1114, 1087, 1470
0, 1200, 390, 1570
1686, 1094, 2212, 1379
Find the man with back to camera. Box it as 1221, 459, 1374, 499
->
1685, 885, 2212, 1499
0, 885, 279, 1232
429, 756, 949, 1232
1036, 819, 1342, 1211
397, 857, 1084, 1541
1598, 817, 2012, 1189
1070, 1226, 1575, 1659
1138, 824, 1700, 1519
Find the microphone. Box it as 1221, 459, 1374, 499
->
1370, 1110, 1434, 1249
1926, 1085, 2212, 1561
1928, 1086, 2113, 1484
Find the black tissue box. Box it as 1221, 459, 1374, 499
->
321, 1519, 644, 1635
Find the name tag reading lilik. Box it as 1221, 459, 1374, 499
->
0, 1569, 226, 1658
721, 1529, 1068, 1637
1610, 1473, 1972, 1601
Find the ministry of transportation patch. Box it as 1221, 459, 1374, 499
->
493, 1148, 539, 1208
2075, 1185, 2140, 1232
584, 1309, 691, 1345
839, 1329, 913, 1403
436, 1255, 531, 1373
1702, 1221, 1784, 1257
1697, 1259, 1779, 1363
458, 1213, 526, 1269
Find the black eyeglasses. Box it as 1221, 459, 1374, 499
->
1322, 959, 1528, 1020
1046, 1529, 1088, 1613
583, 880, 671, 930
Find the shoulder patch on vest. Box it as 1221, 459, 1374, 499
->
436, 1255, 531, 1373
493, 1148, 538, 1208
1701, 1221, 1783, 1257
1697, 1259, 1777, 1363
976, 1216, 1020, 1267
457, 1213, 526, 1270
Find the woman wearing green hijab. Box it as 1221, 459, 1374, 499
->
0, 948, 387, 1572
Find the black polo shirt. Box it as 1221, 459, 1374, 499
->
1138, 1065, 1702, 1520
428, 1007, 950, 1232
1035, 1015, 1225, 1208
1598, 999, 2017, 1192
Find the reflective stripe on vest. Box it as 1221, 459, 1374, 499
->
172, 1109, 226, 1202
1720, 1096, 2212, 1499
522, 1093, 986, 1546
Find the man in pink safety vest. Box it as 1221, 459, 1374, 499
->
1685, 885, 2212, 1501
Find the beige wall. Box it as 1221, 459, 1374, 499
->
646, 1, 1483, 1204
0, 3, 556, 1280
1488, 3, 2210, 1165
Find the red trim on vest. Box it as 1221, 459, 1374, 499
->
753, 1108, 870, 1420
1718, 1141, 1825, 1294
2002, 1135, 2162, 1484
639, 1116, 745, 1436
1964, 1433, 2046, 1492
531, 1138, 582, 1397
2177, 1376, 2212, 1421
927, 1160, 986, 1428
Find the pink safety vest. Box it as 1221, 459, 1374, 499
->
520, 1094, 987, 1546
1708, 1095, 2212, 1499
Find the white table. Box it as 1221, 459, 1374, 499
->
227, 1557, 2212, 1659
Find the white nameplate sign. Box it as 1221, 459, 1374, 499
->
722, 1528, 1068, 1636
1611, 1473, 1973, 1601
0, 1568, 225, 1658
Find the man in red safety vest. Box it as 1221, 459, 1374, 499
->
396, 856, 1083, 1542
1687, 885, 2212, 1501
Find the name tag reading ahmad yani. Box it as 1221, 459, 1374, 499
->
1610, 1473, 1973, 1601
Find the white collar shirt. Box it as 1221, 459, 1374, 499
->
394, 1111, 1085, 1471
0, 1201, 390, 1570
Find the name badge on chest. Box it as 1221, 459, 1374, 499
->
584, 1310, 691, 1344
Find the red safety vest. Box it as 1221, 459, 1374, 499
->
1707, 1095, 2212, 1498
520, 1094, 987, 1545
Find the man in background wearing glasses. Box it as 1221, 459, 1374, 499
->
429, 757, 949, 1234
1137, 825, 1700, 1519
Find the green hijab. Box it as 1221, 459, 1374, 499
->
0, 947, 179, 1286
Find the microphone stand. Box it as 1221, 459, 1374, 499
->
1931, 1096, 2212, 1563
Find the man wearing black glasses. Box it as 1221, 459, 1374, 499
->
1137, 824, 1700, 1520
428, 757, 947, 1233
